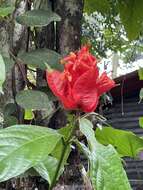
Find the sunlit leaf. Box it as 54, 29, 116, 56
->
96, 127, 143, 157
79, 118, 131, 190
0, 125, 62, 182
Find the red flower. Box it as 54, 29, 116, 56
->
46, 46, 115, 112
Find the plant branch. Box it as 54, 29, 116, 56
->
9, 50, 36, 89
49, 116, 78, 190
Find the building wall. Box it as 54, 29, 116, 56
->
104, 97, 143, 190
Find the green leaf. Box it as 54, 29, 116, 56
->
51, 138, 71, 161
0, 6, 14, 17
18, 49, 63, 71
16, 9, 61, 27
3, 103, 17, 117
84, 0, 110, 14
0, 125, 62, 182
57, 116, 75, 141
139, 117, 143, 128
34, 137, 71, 185
138, 68, 143, 80
24, 109, 34, 120
0, 54, 6, 94
118, 0, 143, 40
35, 139, 71, 185
139, 88, 143, 102
79, 118, 131, 190
4, 116, 18, 127
96, 127, 143, 157
3, 56, 15, 73
37, 87, 57, 101
58, 126, 71, 141
16, 90, 54, 113
34, 156, 59, 185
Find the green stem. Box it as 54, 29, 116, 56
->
49, 119, 78, 190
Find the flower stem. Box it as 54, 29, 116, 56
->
49, 118, 78, 190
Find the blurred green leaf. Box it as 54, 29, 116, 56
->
18, 49, 63, 71
3, 57, 15, 73
16, 9, 61, 27
138, 68, 143, 80
0, 54, 6, 94
16, 90, 54, 114
24, 109, 34, 120
84, 0, 110, 14
118, 0, 143, 40
0, 125, 62, 182
96, 127, 143, 157
4, 116, 18, 127
139, 88, 143, 102
0, 6, 14, 17
139, 117, 143, 128
79, 118, 131, 190
3, 103, 17, 117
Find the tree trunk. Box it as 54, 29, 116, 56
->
48, 0, 84, 130
53, 1, 84, 189
0, 19, 13, 106
36, 0, 84, 188
55, 0, 84, 55
12, 0, 28, 123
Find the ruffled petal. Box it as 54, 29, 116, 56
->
61, 52, 76, 65
77, 45, 97, 67
46, 71, 77, 109
72, 68, 99, 112
96, 72, 116, 96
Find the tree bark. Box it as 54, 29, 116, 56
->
53, 0, 84, 189
55, 0, 84, 54
0, 19, 13, 106
12, 0, 28, 123
48, 0, 84, 130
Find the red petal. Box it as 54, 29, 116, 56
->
77, 46, 97, 67
72, 68, 99, 112
96, 72, 115, 96
61, 52, 76, 64
46, 71, 77, 109
65, 62, 93, 87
